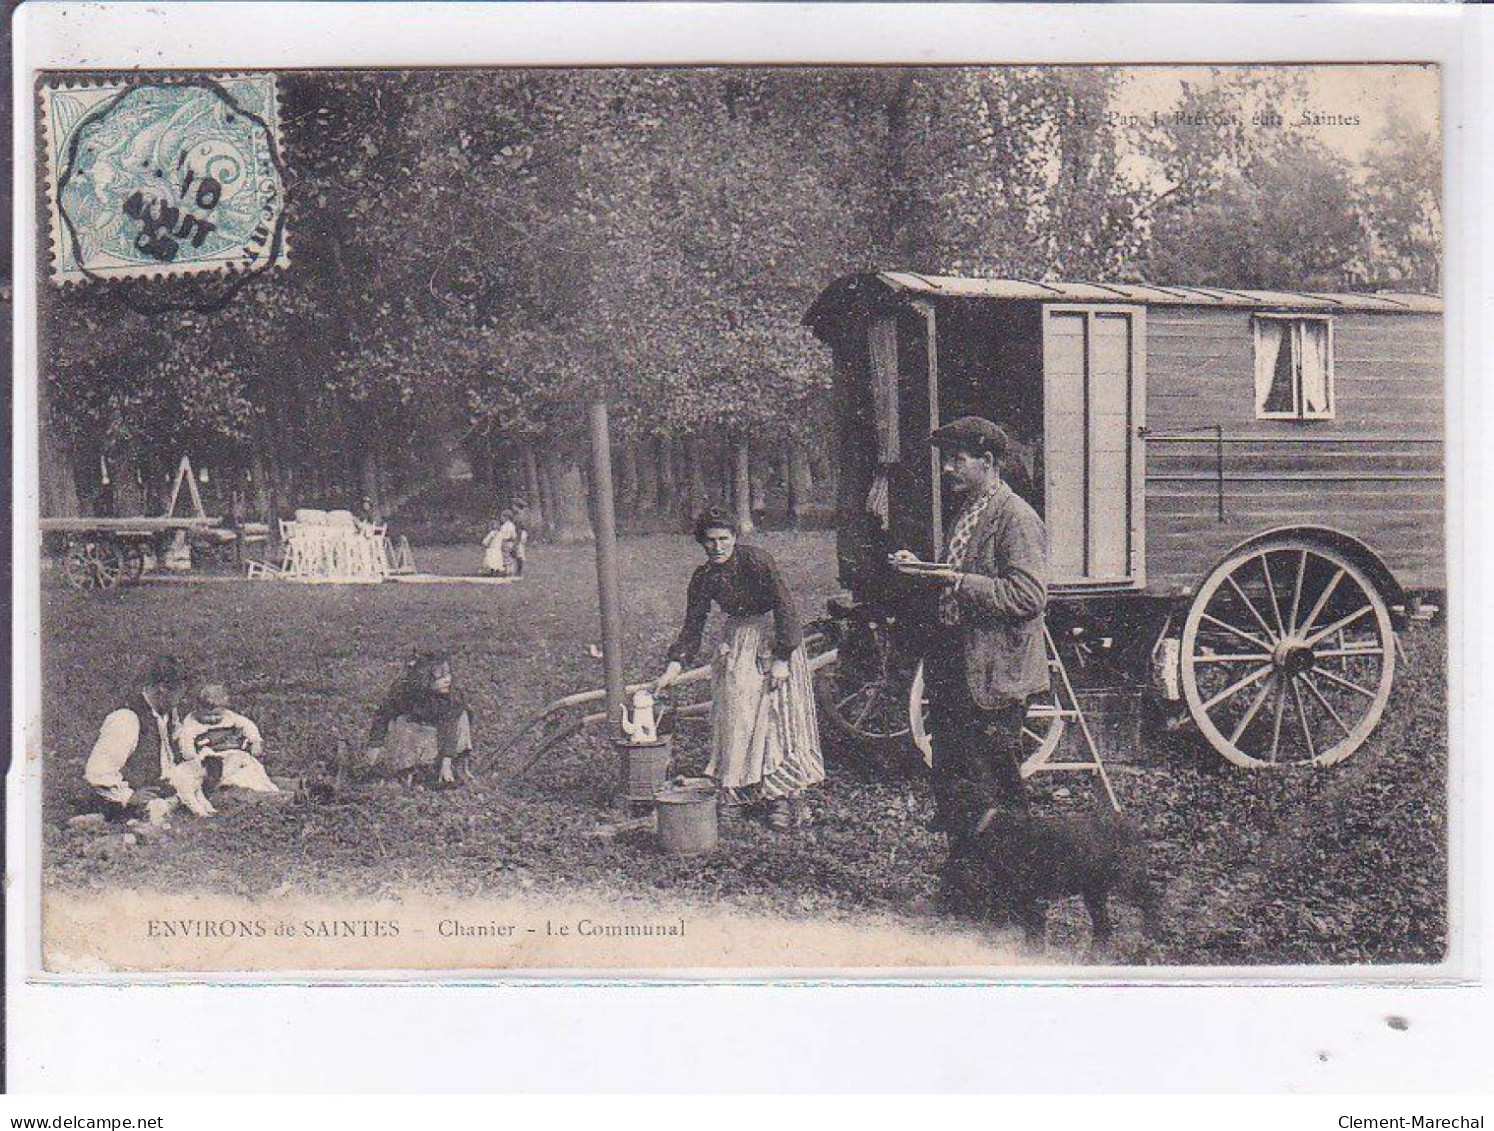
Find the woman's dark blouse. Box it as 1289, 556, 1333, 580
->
369, 681, 471, 747
666, 542, 803, 665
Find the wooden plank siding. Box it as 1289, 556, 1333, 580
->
1141, 307, 1445, 595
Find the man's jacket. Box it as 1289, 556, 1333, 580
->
948, 481, 1050, 707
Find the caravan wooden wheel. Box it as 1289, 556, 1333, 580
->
816, 618, 915, 767
1180, 539, 1396, 768
908, 660, 1066, 775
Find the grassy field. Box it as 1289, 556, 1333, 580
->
39, 531, 1448, 964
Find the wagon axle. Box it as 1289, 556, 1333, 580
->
1272, 639, 1317, 678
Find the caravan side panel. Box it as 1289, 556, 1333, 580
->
1142, 307, 1445, 596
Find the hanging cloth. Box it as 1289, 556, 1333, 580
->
866, 315, 902, 530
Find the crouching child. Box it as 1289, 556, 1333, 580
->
366, 651, 474, 788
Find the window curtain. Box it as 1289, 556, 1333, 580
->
1297, 321, 1331, 415
1255, 319, 1294, 415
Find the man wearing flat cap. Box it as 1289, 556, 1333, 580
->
892, 415, 1049, 907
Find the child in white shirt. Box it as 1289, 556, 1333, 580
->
481, 511, 518, 576
177, 684, 280, 794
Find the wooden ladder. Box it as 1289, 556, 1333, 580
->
1021, 624, 1122, 813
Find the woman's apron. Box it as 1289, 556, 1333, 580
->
708, 614, 824, 801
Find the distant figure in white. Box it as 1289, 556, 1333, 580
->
482, 509, 519, 576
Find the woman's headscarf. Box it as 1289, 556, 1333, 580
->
692, 505, 739, 543
405, 650, 453, 694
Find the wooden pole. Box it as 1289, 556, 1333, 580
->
588, 401, 626, 738
915, 300, 943, 557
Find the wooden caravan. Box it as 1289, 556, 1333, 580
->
805, 272, 1444, 771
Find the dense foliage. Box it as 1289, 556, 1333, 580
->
39, 67, 1441, 534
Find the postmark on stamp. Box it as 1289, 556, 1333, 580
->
41, 74, 289, 285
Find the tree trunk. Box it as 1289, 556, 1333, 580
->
731, 434, 755, 535
635, 436, 660, 521
683, 436, 709, 519
658, 438, 678, 518
787, 441, 813, 527
268, 442, 288, 530
541, 447, 592, 543
718, 444, 734, 506
40, 431, 82, 518
359, 444, 384, 522
536, 449, 557, 540
249, 446, 273, 524
520, 441, 545, 537
749, 447, 768, 518
809, 442, 837, 497
617, 438, 640, 524
231, 488, 246, 567
142, 451, 166, 516
277, 459, 293, 519
880, 70, 920, 265
466, 435, 494, 493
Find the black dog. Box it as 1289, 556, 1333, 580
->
943, 796, 1163, 948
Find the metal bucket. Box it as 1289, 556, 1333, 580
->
654, 777, 719, 855
1075, 687, 1143, 764
616, 737, 673, 803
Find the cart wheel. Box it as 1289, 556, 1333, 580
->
1180, 538, 1395, 768
814, 618, 918, 771
63, 538, 126, 590
908, 661, 1066, 775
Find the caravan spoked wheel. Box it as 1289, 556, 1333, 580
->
908, 661, 1066, 776
1180, 539, 1396, 768
815, 618, 917, 771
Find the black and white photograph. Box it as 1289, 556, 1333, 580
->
21, 46, 1450, 975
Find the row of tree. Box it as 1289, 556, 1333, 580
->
39, 67, 1441, 538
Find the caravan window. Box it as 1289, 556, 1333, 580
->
1254, 316, 1335, 420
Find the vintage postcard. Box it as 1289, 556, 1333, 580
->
17, 14, 1456, 979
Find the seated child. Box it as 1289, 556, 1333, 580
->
367, 651, 474, 788
177, 684, 280, 794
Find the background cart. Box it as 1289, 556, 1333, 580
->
40, 515, 224, 589
40, 456, 223, 589
806, 273, 1444, 771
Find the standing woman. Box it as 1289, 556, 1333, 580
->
654, 507, 824, 830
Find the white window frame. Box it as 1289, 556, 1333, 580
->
1252, 314, 1336, 421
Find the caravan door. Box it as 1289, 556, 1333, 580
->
1042, 305, 1146, 588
